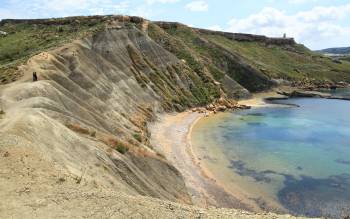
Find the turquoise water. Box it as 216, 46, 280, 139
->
193, 95, 350, 218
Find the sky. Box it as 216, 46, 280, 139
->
0, 0, 350, 49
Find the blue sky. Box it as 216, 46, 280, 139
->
0, 0, 350, 49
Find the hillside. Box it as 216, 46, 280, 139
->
0, 15, 348, 218
152, 22, 350, 87
2, 16, 350, 92
317, 46, 350, 55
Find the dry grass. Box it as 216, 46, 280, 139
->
130, 116, 147, 130
100, 136, 131, 155
66, 123, 90, 135
131, 147, 154, 158
103, 135, 160, 158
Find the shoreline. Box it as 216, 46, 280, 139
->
149, 111, 258, 211
185, 112, 259, 210
150, 88, 350, 212
178, 88, 350, 213
149, 91, 281, 212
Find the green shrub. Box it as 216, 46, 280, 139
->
133, 133, 142, 142
115, 144, 129, 154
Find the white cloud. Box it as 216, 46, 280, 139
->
0, 8, 19, 20
288, 0, 318, 4
185, 1, 208, 12
226, 5, 350, 49
288, 0, 308, 4
129, 6, 154, 18
0, 0, 130, 19
145, 0, 180, 4
88, 1, 129, 15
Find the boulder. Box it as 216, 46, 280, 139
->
337, 81, 349, 87
0, 31, 7, 36
206, 104, 215, 111
236, 104, 251, 109
217, 105, 227, 112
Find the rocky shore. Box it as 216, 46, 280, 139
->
277, 87, 350, 100
191, 98, 251, 116
290, 79, 350, 91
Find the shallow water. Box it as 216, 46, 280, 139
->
192, 96, 350, 218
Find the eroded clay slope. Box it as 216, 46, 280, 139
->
0, 26, 205, 208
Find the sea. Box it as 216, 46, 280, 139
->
191, 89, 350, 218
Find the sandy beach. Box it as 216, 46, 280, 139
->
149, 91, 289, 212
150, 111, 258, 211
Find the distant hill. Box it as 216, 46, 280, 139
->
317, 47, 350, 55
